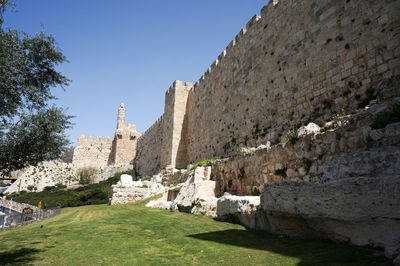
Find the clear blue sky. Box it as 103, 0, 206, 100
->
4, 0, 268, 146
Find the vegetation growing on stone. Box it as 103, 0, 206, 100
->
330, 110, 348, 124
285, 129, 299, 145
190, 156, 223, 170
77, 167, 98, 185
252, 187, 260, 196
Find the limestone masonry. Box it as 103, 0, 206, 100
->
72, 103, 141, 167
134, 0, 400, 177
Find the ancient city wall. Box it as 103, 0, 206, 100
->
161, 81, 193, 169
135, 0, 400, 176
135, 81, 192, 176
135, 116, 164, 176
185, 0, 400, 164
72, 135, 113, 166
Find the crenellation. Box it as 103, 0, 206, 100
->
246, 14, 261, 29
226, 39, 236, 51
205, 67, 211, 75
212, 59, 218, 68
193, 82, 199, 92
218, 50, 226, 61
260, 2, 271, 18
235, 28, 247, 43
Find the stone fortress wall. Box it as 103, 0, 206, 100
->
135, 80, 193, 176
72, 103, 141, 167
134, 115, 164, 176
72, 135, 113, 166
135, 0, 400, 177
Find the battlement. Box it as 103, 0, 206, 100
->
127, 123, 137, 132
77, 135, 113, 147
192, 3, 271, 91
166, 80, 193, 95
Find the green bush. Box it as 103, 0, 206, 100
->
6, 170, 135, 208
77, 167, 98, 185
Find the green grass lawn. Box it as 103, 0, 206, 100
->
0, 198, 391, 265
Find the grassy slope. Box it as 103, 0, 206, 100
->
0, 198, 391, 265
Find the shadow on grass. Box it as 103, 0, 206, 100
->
187, 229, 391, 265
0, 248, 41, 265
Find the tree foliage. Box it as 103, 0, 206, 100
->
0, 0, 73, 174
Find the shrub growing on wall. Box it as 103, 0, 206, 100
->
77, 167, 98, 185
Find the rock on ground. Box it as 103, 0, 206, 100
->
191, 197, 218, 217
261, 174, 400, 259
110, 177, 165, 205
298, 122, 320, 137
217, 195, 262, 229
146, 167, 218, 215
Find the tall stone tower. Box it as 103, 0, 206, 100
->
108, 103, 141, 165
117, 102, 126, 129
160, 80, 193, 169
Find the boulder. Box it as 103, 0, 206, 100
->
193, 166, 211, 181
261, 175, 400, 259
174, 167, 216, 212
120, 174, 134, 186
191, 197, 218, 217
298, 122, 320, 137
257, 142, 271, 150
322, 146, 400, 182
146, 193, 172, 210
217, 195, 262, 229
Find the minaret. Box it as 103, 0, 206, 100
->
117, 102, 126, 129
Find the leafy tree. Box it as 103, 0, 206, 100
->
0, 0, 73, 174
